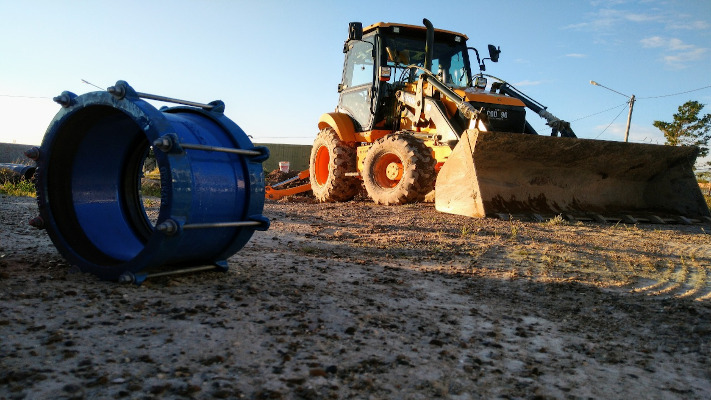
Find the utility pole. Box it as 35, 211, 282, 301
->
590, 81, 635, 142
623, 95, 635, 143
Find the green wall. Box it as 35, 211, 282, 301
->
1, 141, 314, 174
254, 143, 312, 173
0, 143, 34, 164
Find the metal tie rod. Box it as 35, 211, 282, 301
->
179, 143, 263, 157
106, 84, 215, 109
133, 265, 220, 279
156, 219, 264, 235
183, 221, 263, 230
136, 92, 215, 109
270, 175, 301, 188
118, 265, 224, 284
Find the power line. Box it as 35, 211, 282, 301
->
594, 104, 629, 140
579, 84, 711, 139
0, 94, 52, 99
572, 102, 628, 122
638, 84, 711, 100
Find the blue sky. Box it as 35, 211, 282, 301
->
1, 0, 710, 156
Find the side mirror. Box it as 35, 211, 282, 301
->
488, 44, 500, 62
349, 22, 363, 41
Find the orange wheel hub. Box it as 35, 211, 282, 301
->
314, 145, 330, 185
385, 162, 403, 181
374, 153, 403, 188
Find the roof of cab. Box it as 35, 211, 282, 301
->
363, 22, 469, 40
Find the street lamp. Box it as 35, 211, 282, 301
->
590, 80, 635, 142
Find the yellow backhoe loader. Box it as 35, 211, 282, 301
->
272, 19, 710, 223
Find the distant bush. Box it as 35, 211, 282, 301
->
0, 178, 36, 197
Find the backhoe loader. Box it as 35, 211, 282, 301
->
273, 19, 710, 222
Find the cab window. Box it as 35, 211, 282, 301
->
384, 36, 469, 88
343, 40, 374, 88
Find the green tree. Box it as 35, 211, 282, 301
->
654, 101, 711, 161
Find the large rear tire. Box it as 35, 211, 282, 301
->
363, 133, 436, 205
309, 128, 360, 202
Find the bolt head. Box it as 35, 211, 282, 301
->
107, 85, 126, 99
53, 94, 71, 107
28, 216, 45, 229
153, 136, 173, 152
24, 147, 40, 161
156, 219, 178, 236
118, 273, 135, 284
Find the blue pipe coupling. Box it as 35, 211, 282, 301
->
32, 80, 269, 282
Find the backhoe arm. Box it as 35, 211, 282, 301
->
494, 82, 576, 138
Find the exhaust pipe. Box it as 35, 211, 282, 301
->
32, 80, 270, 282
423, 18, 434, 72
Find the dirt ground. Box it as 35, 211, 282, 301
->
1, 194, 711, 399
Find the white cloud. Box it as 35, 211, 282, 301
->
667, 20, 710, 31
567, 4, 709, 33
565, 8, 661, 31
623, 12, 660, 23
627, 124, 666, 144
565, 53, 588, 58
663, 48, 708, 66
667, 38, 695, 51
641, 36, 694, 50
513, 80, 543, 87
640, 36, 707, 67
563, 22, 589, 30
590, 0, 629, 6
640, 36, 665, 47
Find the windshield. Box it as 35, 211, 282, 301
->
383, 36, 470, 88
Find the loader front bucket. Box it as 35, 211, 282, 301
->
435, 129, 710, 220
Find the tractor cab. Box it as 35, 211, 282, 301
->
337, 22, 475, 133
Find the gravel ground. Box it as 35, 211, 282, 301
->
1, 194, 711, 399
